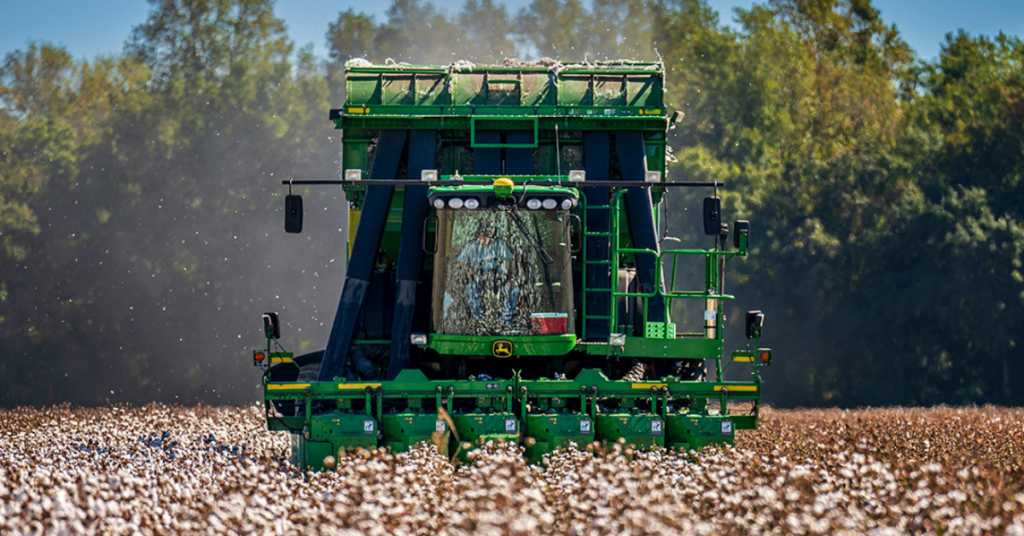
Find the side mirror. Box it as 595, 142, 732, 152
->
567, 214, 582, 254
285, 194, 303, 233
669, 110, 684, 129
422, 215, 438, 254
703, 197, 723, 236
262, 312, 281, 340
745, 310, 764, 339
734, 220, 750, 249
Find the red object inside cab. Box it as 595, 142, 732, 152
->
531, 313, 568, 335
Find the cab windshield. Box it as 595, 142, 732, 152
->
432, 207, 573, 337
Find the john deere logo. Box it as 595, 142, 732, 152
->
492, 340, 513, 358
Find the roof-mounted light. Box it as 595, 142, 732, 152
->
464, 198, 480, 210
561, 199, 573, 210
526, 198, 542, 210
542, 199, 557, 210
448, 197, 464, 210
432, 198, 445, 209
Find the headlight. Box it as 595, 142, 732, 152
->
421, 169, 438, 182
432, 198, 445, 209
568, 170, 585, 182
448, 197, 464, 209
410, 333, 428, 345
542, 198, 557, 210
526, 198, 542, 210
560, 199, 573, 210
645, 170, 661, 183
345, 169, 362, 181
609, 334, 626, 347
464, 198, 480, 210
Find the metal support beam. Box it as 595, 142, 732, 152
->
319, 130, 408, 382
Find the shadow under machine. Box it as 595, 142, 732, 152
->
254, 61, 773, 468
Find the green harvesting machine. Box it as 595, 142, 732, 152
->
255, 61, 772, 469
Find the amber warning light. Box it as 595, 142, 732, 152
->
758, 348, 772, 365
253, 349, 267, 364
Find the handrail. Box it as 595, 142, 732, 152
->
583, 190, 742, 342
614, 247, 740, 299
606, 187, 740, 339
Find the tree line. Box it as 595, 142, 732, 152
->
0, 0, 1020, 407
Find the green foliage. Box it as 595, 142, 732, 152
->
326, 0, 518, 65
0, 0, 1021, 406
326, 9, 379, 63
0, 0, 334, 405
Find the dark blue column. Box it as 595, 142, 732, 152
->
616, 131, 665, 323
318, 130, 407, 382
387, 130, 437, 380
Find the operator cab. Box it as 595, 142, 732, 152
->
428, 178, 577, 338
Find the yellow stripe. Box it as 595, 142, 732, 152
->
347, 107, 366, 114
348, 209, 360, 259
714, 384, 758, 392
337, 383, 382, 390
632, 383, 667, 389
267, 383, 309, 391
270, 357, 294, 364
732, 356, 755, 363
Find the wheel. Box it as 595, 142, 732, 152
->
653, 359, 706, 381
266, 350, 324, 416
677, 359, 706, 381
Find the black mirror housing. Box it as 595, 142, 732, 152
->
262, 312, 281, 340
703, 197, 723, 236
745, 310, 764, 339
285, 194, 303, 233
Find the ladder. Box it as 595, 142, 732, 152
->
581, 199, 618, 341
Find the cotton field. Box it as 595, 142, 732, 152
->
1, 405, 1022, 535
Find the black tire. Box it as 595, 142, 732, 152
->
267, 350, 324, 416
653, 358, 706, 381
677, 359, 706, 381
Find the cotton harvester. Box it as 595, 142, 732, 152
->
253, 61, 772, 468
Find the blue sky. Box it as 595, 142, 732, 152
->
1, 0, 1022, 62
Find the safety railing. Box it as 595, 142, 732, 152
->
583, 190, 745, 340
